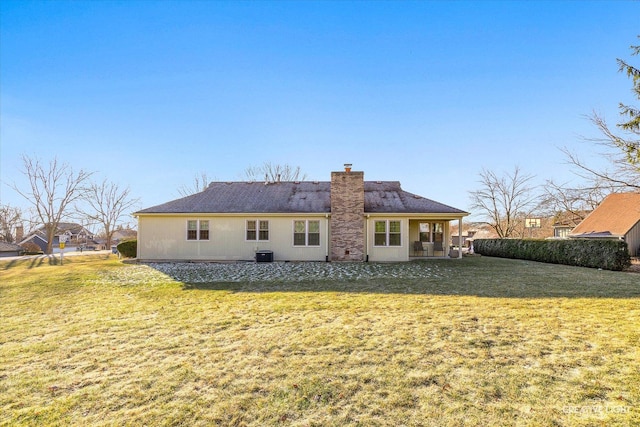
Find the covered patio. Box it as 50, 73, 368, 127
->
408, 218, 465, 259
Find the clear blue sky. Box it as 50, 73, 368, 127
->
1, 0, 638, 222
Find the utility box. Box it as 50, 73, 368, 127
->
255, 250, 273, 263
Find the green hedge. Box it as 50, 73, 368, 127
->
473, 239, 631, 271
116, 240, 137, 258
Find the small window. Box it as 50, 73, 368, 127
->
308, 220, 320, 246
389, 221, 401, 246
247, 220, 269, 241
187, 220, 198, 240
374, 221, 387, 246
259, 220, 269, 241
374, 220, 401, 246
293, 220, 320, 246
294, 221, 306, 246
199, 220, 209, 240
246, 220, 256, 240
187, 220, 209, 241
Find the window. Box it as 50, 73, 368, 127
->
293, 220, 320, 246
188, 220, 197, 240
187, 220, 209, 241
199, 220, 209, 240
432, 223, 443, 245
374, 220, 401, 246
419, 222, 430, 242
247, 220, 269, 241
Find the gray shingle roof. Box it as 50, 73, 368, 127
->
136, 181, 468, 215
0, 242, 23, 252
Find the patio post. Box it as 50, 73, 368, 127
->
458, 218, 463, 258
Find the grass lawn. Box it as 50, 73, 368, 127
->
1, 254, 639, 426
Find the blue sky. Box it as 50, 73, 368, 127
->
1, 0, 638, 221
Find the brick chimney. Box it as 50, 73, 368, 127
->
330, 164, 365, 261
15, 225, 24, 243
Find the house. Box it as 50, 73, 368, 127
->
552, 211, 590, 238
95, 227, 137, 250
0, 242, 24, 257
134, 166, 469, 262
569, 192, 640, 257
451, 230, 476, 250
19, 222, 96, 252
111, 228, 137, 242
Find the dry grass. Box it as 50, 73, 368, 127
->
1, 254, 638, 426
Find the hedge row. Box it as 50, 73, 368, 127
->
116, 240, 137, 258
473, 238, 631, 271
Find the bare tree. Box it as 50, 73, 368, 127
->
244, 162, 307, 182
12, 155, 93, 254
469, 167, 539, 238
540, 179, 614, 219
80, 179, 140, 249
0, 204, 22, 243
537, 179, 617, 237
563, 38, 640, 191
177, 171, 212, 197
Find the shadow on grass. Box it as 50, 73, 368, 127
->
0, 253, 112, 270
159, 257, 640, 299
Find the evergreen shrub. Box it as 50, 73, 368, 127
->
473, 239, 631, 271
116, 240, 137, 258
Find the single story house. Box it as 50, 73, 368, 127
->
134, 166, 469, 262
569, 192, 640, 257
0, 242, 24, 257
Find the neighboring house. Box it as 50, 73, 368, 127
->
134, 166, 469, 262
462, 224, 500, 253
95, 228, 137, 250
569, 193, 640, 257
0, 242, 24, 257
111, 228, 137, 242
451, 230, 476, 249
552, 211, 590, 238
19, 222, 96, 252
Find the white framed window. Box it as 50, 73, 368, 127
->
246, 220, 269, 241
187, 220, 209, 241
374, 220, 401, 246
293, 220, 320, 246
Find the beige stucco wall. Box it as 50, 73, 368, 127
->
364, 217, 460, 261
137, 213, 467, 262
137, 214, 329, 261
365, 217, 408, 262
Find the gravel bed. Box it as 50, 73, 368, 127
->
145, 261, 450, 283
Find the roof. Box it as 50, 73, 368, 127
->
569, 193, 640, 238
19, 222, 93, 245
135, 181, 468, 216
0, 242, 23, 252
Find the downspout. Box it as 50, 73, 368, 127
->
325, 214, 330, 262
364, 214, 369, 262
